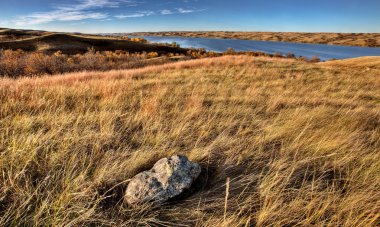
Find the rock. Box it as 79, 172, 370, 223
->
125, 155, 201, 205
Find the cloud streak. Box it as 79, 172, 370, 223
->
160, 9, 174, 15
12, 0, 206, 25
14, 0, 138, 25
177, 8, 205, 14
160, 7, 205, 15
115, 11, 154, 18
116, 7, 205, 19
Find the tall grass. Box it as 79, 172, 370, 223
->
0, 56, 379, 226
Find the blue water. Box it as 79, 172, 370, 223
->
136, 36, 380, 61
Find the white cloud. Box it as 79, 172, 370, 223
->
13, 0, 138, 25
115, 7, 206, 19
159, 8, 205, 15
54, 0, 138, 11
177, 8, 194, 13
177, 8, 205, 14
160, 9, 174, 15
115, 11, 154, 18
15, 11, 108, 26
158, 8, 205, 16
14, 0, 207, 24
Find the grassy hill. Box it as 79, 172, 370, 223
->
0, 30, 186, 54
0, 56, 379, 226
0, 28, 49, 41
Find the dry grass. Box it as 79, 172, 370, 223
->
129, 31, 380, 47
0, 55, 380, 226
319, 56, 380, 69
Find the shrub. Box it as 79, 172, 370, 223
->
170, 42, 180, 48
224, 47, 236, 55
0, 49, 25, 76
0, 49, 183, 77
147, 52, 159, 58
130, 37, 148, 43
365, 39, 377, 47
310, 55, 321, 63
25, 53, 56, 75
274, 52, 283, 58
286, 52, 296, 59
80, 48, 106, 71
298, 56, 309, 62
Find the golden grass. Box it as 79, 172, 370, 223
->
1, 56, 380, 226
319, 56, 380, 69
129, 31, 380, 47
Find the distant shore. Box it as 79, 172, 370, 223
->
126, 31, 380, 47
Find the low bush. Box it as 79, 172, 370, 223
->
310, 55, 321, 63
286, 52, 296, 58
0, 47, 320, 78
0, 49, 174, 77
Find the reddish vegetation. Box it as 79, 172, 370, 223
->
0, 48, 321, 77
0, 49, 186, 77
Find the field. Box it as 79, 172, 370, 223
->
128, 31, 380, 47
1, 55, 379, 226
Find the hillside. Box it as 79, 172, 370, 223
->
0, 28, 49, 41
0, 30, 186, 54
128, 31, 380, 47
1, 56, 379, 226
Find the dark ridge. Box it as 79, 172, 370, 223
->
0, 32, 187, 55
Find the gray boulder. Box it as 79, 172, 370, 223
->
125, 155, 201, 205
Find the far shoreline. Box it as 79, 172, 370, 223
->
125, 31, 380, 48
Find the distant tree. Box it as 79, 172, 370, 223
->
365, 39, 377, 47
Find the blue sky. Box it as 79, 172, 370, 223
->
0, 0, 379, 33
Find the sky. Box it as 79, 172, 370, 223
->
0, 0, 379, 33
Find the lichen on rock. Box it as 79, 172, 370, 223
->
125, 155, 201, 205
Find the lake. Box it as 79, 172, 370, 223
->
135, 36, 380, 61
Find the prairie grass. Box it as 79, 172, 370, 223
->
0, 56, 379, 226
